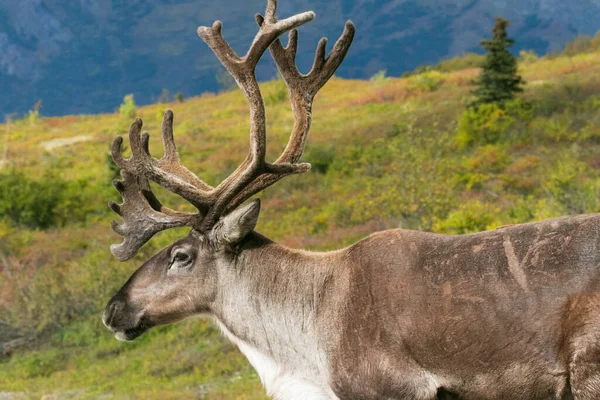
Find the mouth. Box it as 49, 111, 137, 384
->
114, 322, 150, 342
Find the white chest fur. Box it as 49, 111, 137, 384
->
215, 321, 337, 400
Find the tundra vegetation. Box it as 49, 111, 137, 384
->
2, 31, 600, 397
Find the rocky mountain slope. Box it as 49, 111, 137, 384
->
2, 0, 600, 116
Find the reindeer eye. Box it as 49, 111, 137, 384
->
173, 251, 190, 264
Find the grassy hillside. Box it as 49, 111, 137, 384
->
3, 47, 600, 398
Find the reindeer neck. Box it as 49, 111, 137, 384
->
209, 232, 346, 370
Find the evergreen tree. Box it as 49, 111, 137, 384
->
471, 18, 524, 107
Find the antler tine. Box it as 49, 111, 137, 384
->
224, 20, 355, 213
156, 110, 213, 193
111, 113, 214, 211
109, 171, 200, 261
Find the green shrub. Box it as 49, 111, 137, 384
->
24, 100, 42, 125
305, 145, 335, 174
541, 154, 599, 214
556, 32, 600, 57
370, 69, 388, 83
456, 99, 532, 148
455, 144, 511, 189
519, 49, 539, 64
405, 70, 445, 92
456, 103, 512, 148
0, 169, 93, 229
118, 94, 137, 118
433, 200, 502, 234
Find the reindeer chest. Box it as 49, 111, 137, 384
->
216, 321, 337, 400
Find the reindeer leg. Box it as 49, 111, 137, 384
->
563, 294, 600, 400
569, 345, 600, 400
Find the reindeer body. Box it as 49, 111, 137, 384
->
206, 214, 600, 399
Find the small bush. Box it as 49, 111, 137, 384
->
455, 144, 511, 189
555, 32, 600, 57
370, 70, 388, 83
456, 99, 532, 148
433, 201, 502, 234
0, 169, 93, 229
118, 94, 137, 118
305, 145, 335, 174
456, 103, 513, 148
519, 49, 539, 64
405, 70, 445, 93
542, 154, 599, 214
24, 100, 42, 126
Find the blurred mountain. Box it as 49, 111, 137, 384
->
2, 0, 600, 116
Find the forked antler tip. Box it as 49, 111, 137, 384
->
197, 21, 222, 38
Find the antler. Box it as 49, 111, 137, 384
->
225, 18, 355, 212
109, 116, 204, 261
108, 170, 200, 261
109, 0, 354, 260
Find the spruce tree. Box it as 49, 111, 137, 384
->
471, 17, 524, 107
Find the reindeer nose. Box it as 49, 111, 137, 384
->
102, 299, 125, 330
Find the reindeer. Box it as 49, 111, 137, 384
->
102, 1, 600, 399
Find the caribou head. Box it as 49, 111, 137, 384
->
102, 1, 354, 342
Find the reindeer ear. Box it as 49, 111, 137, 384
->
219, 199, 261, 244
